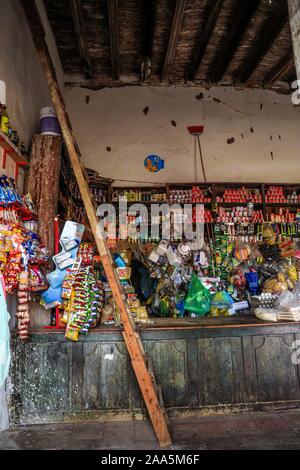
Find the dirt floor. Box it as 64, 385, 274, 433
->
0, 410, 300, 450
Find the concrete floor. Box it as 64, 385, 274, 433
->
0, 410, 300, 450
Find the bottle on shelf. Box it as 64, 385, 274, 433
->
0, 105, 9, 135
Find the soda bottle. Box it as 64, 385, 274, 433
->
0, 106, 9, 135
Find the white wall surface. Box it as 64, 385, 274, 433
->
65, 85, 300, 185
0, 0, 63, 146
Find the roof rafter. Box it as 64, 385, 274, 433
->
70, 0, 92, 74
107, 0, 120, 80
162, 0, 187, 82
141, 0, 155, 60
209, 0, 260, 83
187, 0, 224, 81
263, 50, 295, 86
235, 2, 288, 84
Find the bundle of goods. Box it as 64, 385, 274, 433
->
191, 186, 212, 204
286, 190, 300, 204
269, 208, 295, 223
169, 188, 192, 204
265, 186, 287, 204
0, 176, 35, 221
255, 287, 300, 322
216, 187, 262, 203
62, 266, 105, 341
112, 189, 166, 203
216, 207, 263, 224
192, 207, 213, 223
71, 182, 107, 204
169, 186, 212, 204
39, 222, 107, 339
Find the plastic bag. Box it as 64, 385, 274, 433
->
245, 271, 259, 295
184, 272, 211, 316
0, 275, 10, 388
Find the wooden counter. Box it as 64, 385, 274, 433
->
9, 318, 300, 426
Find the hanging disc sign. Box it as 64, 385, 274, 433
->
144, 155, 165, 173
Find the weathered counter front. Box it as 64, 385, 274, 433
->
9, 321, 300, 426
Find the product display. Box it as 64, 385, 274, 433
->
0, 102, 26, 152
0, 175, 49, 340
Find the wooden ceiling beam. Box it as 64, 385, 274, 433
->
70, 0, 92, 74
235, 2, 288, 84
162, 0, 187, 82
107, 0, 120, 80
263, 50, 295, 86
187, 0, 224, 81
141, 0, 155, 60
209, 0, 260, 83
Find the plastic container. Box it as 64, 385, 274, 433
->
40, 106, 61, 136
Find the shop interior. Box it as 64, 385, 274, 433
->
1, 0, 300, 440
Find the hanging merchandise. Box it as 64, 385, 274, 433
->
41, 221, 85, 308
0, 173, 49, 340
63, 266, 105, 342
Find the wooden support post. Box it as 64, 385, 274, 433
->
27, 135, 62, 255
288, 0, 300, 81
22, 0, 171, 448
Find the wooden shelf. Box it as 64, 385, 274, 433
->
0, 130, 29, 164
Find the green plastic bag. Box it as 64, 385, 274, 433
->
184, 272, 211, 316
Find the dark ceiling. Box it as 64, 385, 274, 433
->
43, 0, 296, 93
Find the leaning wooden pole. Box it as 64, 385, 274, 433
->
22, 0, 171, 447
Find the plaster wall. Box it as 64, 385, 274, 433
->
0, 0, 64, 146
65, 85, 300, 185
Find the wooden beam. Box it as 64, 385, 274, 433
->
263, 50, 295, 86
288, 0, 300, 81
162, 0, 187, 82
187, 0, 224, 81
107, 0, 120, 80
141, 0, 155, 60
235, 3, 288, 84
70, 0, 92, 74
209, 0, 260, 83
22, 0, 171, 448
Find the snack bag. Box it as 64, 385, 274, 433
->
184, 272, 211, 316
210, 290, 233, 317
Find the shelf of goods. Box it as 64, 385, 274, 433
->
40, 180, 298, 331
0, 129, 28, 165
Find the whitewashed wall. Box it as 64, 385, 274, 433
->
65, 85, 300, 185
0, 0, 63, 146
